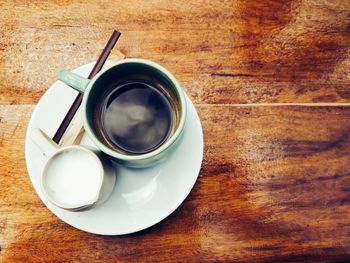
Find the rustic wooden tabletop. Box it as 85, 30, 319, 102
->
1, 0, 350, 262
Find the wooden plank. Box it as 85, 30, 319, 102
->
0, 0, 349, 105
1, 105, 350, 262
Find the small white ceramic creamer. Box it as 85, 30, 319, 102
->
30, 128, 116, 211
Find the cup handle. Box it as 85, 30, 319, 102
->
30, 128, 59, 158
58, 70, 90, 93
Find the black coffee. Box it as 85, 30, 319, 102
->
94, 80, 176, 154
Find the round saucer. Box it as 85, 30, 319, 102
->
25, 62, 203, 235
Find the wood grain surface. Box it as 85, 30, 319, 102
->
1, 0, 350, 262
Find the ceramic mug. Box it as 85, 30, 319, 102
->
30, 128, 116, 211
58, 58, 187, 168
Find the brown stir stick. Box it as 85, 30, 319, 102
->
52, 30, 121, 144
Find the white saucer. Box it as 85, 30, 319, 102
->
25, 62, 203, 235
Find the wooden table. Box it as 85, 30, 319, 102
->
1, 1, 350, 262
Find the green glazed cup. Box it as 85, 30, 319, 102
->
58, 58, 187, 168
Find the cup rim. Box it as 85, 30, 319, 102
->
41, 145, 104, 210
82, 58, 187, 161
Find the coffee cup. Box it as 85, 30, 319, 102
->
30, 128, 116, 211
58, 58, 187, 168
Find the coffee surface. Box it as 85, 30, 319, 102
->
96, 81, 174, 154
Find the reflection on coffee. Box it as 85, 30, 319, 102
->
94, 79, 177, 154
